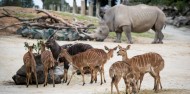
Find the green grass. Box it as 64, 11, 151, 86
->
54, 11, 98, 26
14, 13, 37, 19
108, 31, 154, 42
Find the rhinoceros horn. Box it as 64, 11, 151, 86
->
80, 31, 96, 39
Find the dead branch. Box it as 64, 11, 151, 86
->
35, 9, 73, 27
0, 8, 50, 22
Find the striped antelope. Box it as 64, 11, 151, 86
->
117, 45, 165, 92
23, 42, 38, 88
89, 46, 117, 83
58, 48, 103, 85
109, 61, 138, 94
40, 41, 55, 87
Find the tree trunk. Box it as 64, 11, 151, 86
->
96, 0, 100, 16
73, 0, 78, 14
122, 0, 129, 5
61, 0, 65, 11
81, 0, 86, 15
89, 1, 94, 16
108, 0, 112, 6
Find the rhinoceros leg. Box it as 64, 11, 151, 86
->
158, 31, 164, 44
114, 33, 122, 43
152, 31, 159, 44
123, 26, 133, 44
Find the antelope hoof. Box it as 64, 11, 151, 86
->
67, 82, 70, 85
37, 85, 38, 88
155, 90, 159, 93
100, 82, 103, 85
83, 83, 85, 86
44, 84, 46, 87
104, 80, 106, 83
26, 85, 28, 88
90, 81, 93, 84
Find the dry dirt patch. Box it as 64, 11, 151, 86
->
0, 25, 190, 94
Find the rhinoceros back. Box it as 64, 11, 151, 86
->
105, 4, 165, 33
128, 4, 164, 32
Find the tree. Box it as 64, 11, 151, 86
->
81, 0, 86, 15
89, 0, 94, 16
43, 0, 61, 10
73, 0, 78, 13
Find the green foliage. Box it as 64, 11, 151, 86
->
130, 0, 189, 12
43, 0, 61, 10
175, 1, 187, 12
0, 0, 34, 8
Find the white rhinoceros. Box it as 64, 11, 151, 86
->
83, 4, 166, 44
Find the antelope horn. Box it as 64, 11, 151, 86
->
47, 30, 58, 40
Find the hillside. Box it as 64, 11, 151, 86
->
0, 6, 98, 35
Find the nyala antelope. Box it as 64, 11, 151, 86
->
88, 46, 117, 84
23, 42, 38, 88
58, 48, 104, 85
109, 61, 138, 94
40, 41, 55, 87
117, 45, 165, 92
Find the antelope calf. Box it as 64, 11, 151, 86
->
89, 46, 117, 83
23, 42, 38, 88
40, 41, 55, 87
58, 48, 104, 85
109, 61, 138, 94
117, 45, 165, 92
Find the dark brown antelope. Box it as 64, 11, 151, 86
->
58, 48, 104, 85
117, 45, 165, 92
45, 31, 93, 83
40, 41, 55, 87
89, 46, 117, 83
109, 61, 138, 94
23, 42, 38, 88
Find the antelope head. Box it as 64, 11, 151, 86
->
24, 42, 35, 52
104, 46, 117, 60
117, 45, 131, 56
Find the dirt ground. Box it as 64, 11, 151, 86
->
0, 25, 190, 94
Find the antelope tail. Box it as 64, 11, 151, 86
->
157, 59, 165, 71
109, 67, 116, 82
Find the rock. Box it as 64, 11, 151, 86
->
12, 54, 63, 85
166, 16, 190, 27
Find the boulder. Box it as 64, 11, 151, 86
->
12, 54, 63, 85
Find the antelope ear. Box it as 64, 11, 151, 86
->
126, 45, 131, 50
113, 46, 117, 50
104, 46, 109, 50
24, 42, 29, 47
118, 45, 122, 49
32, 44, 36, 49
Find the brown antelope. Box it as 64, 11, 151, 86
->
40, 41, 55, 87
58, 48, 104, 85
109, 61, 138, 94
23, 42, 38, 88
89, 46, 117, 83
117, 45, 165, 92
